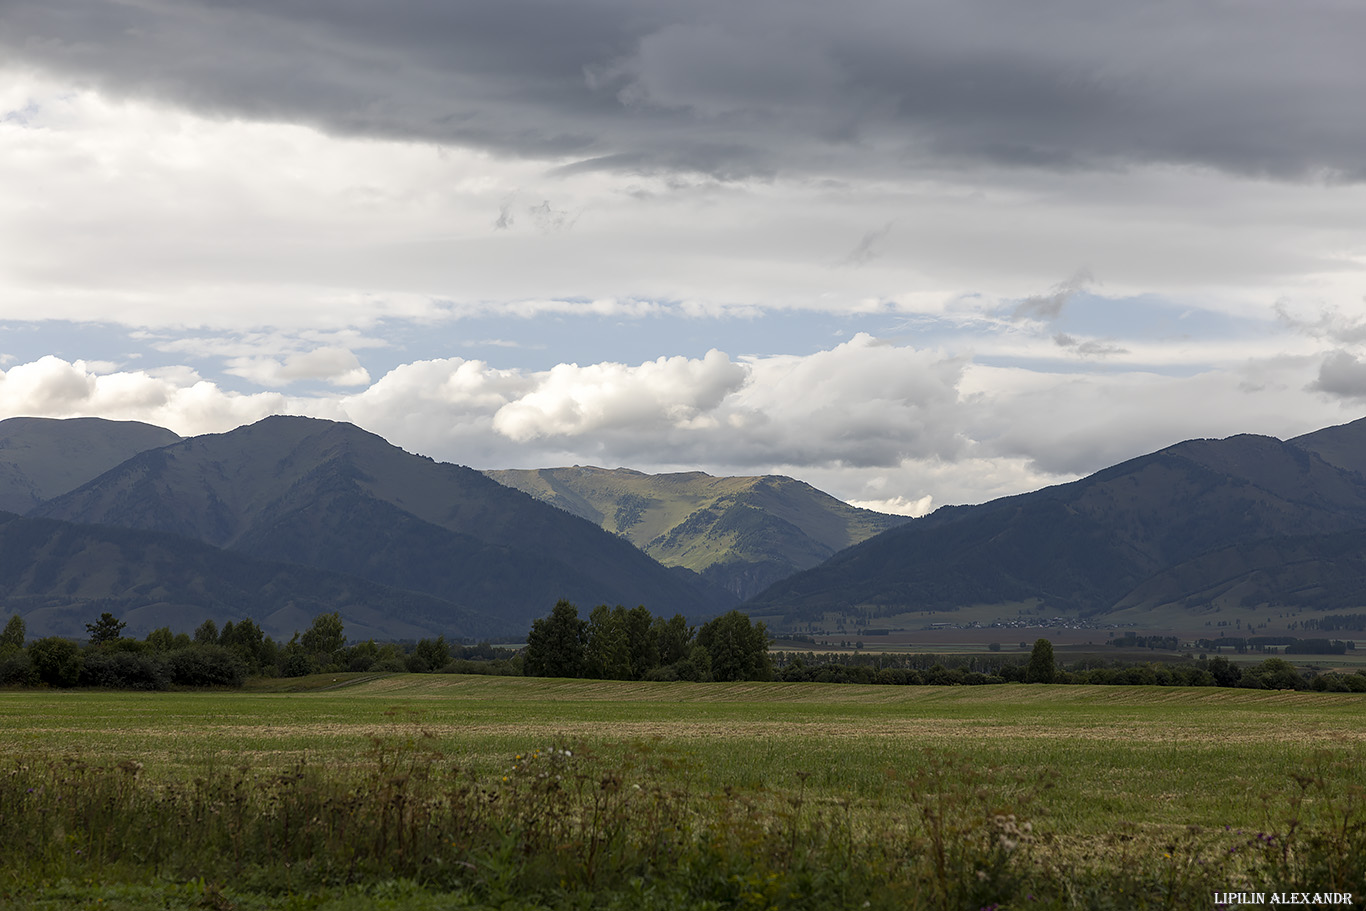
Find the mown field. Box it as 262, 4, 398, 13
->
3, 676, 1365, 909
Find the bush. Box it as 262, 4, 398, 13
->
0, 650, 34, 686
29, 637, 83, 688
281, 651, 316, 678
166, 645, 247, 687
79, 651, 170, 691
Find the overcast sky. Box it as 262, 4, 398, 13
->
3, 0, 1366, 514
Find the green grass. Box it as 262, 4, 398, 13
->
3, 677, 1364, 830
3, 676, 1365, 908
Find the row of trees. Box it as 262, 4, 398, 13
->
524, 601, 773, 682
770, 641, 1365, 691
1, 613, 248, 689
0, 610, 521, 688
5, 608, 1360, 693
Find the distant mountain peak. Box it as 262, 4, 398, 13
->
485, 465, 911, 599
0, 415, 180, 514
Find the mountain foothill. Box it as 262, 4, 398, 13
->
6, 413, 1366, 642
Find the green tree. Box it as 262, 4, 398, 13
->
343, 639, 380, 672
1207, 655, 1241, 687
280, 633, 315, 677
653, 613, 693, 667
0, 615, 25, 651
29, 637, 84, 687
524, 599, 587, 678
621, 605, 659, 678
409, 636, 450, 673
585, 605, 632, 679
695, 611, 771, 682
1245, 657, 1303, 691
194, 619, 219, 645
1026, 638, 1056, 684
145, 627, 176, 651
220, 618, 267, 673
300, 612, 346, 666
85, 612, 126, 645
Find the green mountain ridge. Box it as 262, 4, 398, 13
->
485, 466, 911, 599
743, 418, 1366, 624
34, 416, 736, 636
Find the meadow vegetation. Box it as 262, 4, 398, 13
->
1, 676, 1364, 909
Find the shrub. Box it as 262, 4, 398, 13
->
28, 637, 83, 688
165, 645, 247, 687
281, 651, 316, 678
0, 650, 34, 686
79, 651, 170, 690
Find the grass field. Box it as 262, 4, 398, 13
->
3, 676, 1365, 909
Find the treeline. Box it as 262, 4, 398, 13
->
523, 600, 772, 682
1303, 614, 1366, 632
1107, 634, 1181, 649
1195, 635, 1356, 654
0, 613, 251, 689
771, 648, 1366, 692
0, 611, 518, 689
5, 607, 1364, 694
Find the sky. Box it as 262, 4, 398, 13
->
2, 0, 1366, 515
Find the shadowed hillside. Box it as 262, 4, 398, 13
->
0, 416, 179, 513
745, 420, 1366, 622
0, 511, 488, 641
34, 416, 734, 634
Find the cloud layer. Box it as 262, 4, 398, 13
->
5, 1, 1365, 181
2, 333, 1357, 512
2, 1, 1365, 514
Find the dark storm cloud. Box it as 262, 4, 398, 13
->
3, 0, 1364, 181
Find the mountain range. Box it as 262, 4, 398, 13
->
485, 466, 909, 599
743, 419, 1366, 626
24, 416, 734, 638
5, 412, 1366, 643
